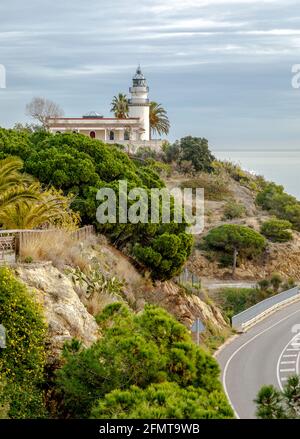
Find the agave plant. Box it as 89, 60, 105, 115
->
71, 264, 124, 300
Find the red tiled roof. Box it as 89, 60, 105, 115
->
48, 117, 139, 121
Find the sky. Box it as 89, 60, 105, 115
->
1, 0, 300, 151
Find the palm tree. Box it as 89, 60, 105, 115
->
149, 101, 170, 139
0, 157, 39, 213
111, 93, 129, 119
0, 188, 79, 230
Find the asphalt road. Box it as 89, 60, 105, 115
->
216, 300, 300, 419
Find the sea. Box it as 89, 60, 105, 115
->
215, 150, 300, 200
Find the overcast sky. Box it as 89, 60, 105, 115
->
1, 0, 300, 150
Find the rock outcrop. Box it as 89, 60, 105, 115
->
15, 262, 99, 363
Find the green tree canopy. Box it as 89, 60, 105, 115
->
0, 128, 192, 280
204, 224, 266, 276
255, 375, 300, 419
91, 382, 233, 419
56, 303, 232, 419
178, 136, 215, 172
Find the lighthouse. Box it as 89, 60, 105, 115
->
128, 66, 150, 141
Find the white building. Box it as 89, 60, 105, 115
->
48, 66, 162, 151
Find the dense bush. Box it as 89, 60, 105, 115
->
256, 182, 300, 230
260, 218, 293, 242
0, 129, 193, 280
91, 382, 233, 419
134, 232, 193, 280
222, 200, 246, 220
0, 267, 47, 418
56, 304, 232, 419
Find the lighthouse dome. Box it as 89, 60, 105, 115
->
132, 65, 147, 87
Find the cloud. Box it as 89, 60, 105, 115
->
0, 0, 300, 154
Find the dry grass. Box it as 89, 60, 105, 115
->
181, 173, 232, 201
77, 289, 116, 316
19, 229, 97, 271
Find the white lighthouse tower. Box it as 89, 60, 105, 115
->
128, 66, 150, 141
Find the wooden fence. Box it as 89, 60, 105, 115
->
0, 225, 95, 262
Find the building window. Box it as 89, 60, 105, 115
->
90, 131, 96, 139
109, 131, 114, 141
124, 130, 130, 141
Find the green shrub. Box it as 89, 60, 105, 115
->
91, 382, 233, 419
56, 304, 231, 419
0, 379, 9, 419
218, 287, 258, 317
146, 159, 172, 177
260, 218, 293, 242
0, 267, 47, 418
213, 161, 267, 192
257, 279, 270, 290
163, 142, 182, 164
134, 232, 193, 280
269, 273, 283, 292
256, 183, 300, 230
223, 201, 246, 220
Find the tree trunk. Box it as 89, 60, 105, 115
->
232, 248, 238, 278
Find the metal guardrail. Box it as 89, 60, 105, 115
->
232, 286, 300, 331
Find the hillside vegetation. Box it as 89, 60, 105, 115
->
0, 128, 192, 280
1, 128, 300, 419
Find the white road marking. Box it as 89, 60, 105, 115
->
277, 332, 300, 390
281, 361, 296, 364
283, 354, 297, 358
221, 307, 300, 419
